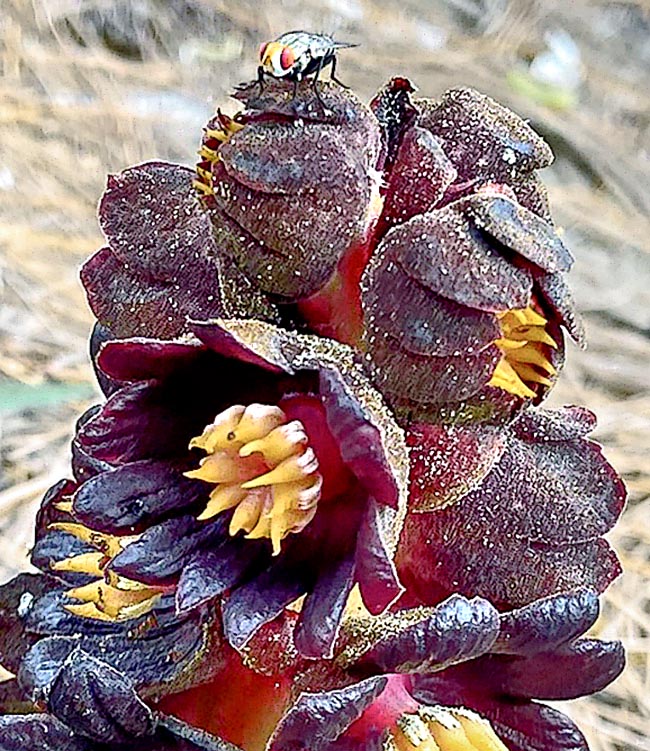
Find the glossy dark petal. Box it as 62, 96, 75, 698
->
367, 332, 501, 407
359, 595, 499, 673
381, 124, 457, 226
407, 421, 507, 511
463, 192, 573, 273
512, 406, 597, 443
486, 638, 625, 700
362, 259, 500, 358
294, 553, 356, 659
48, 649, 155, 742
175, 541, 265, 614
0, 574, 54, 674
109, 515, 226, 585
34, 478, 78, 540
222, 556, 314, 650
320, 368, 399, 509
355, 500, 403, 615
22, 590, 122, 638
190, 320, 286, 374
97, 339, 204, 383
72, 407, 115, 483
268, 676, 388, 751
0, 714, 86, 751
155, 714, 243, 751
73, 461, 205, 534
374, 207, 533, 313
481, 701, 589, 751
418, 88, 553, 182
536, 271, 587, 347
76, 380, 204, 466
494, 589, 600, 655
90, 322, 121, 397
31, 530, 95, 584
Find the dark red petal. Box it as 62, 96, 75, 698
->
219, 122, 376, 194
407, 422, 507, 512
81, 246, 227, 341
375, 206, 533, 312
398, 411, 625, 609
75, 384, 172, 464
175, 541, 266, 615
355, 500, 403, 615
381, 125, 457, 226
476, 639, 625, 700
268, 677, 389, 751
463, 192, 573, 273
294, 553, 356, 659
367, 333, 501, 407
513, 172, 553, 221
207, 163, 374, 300
512, 406, 597, 443
494, 589, 599, 655
99, 162, 208, 282
108, 515, 225, 585
536, 271, 587, 347
97, 338, 203, 383
418, 88, 553, 182
480, 701, 590, 751
190, 320, 286, 374
359, 594, 499, 674
221, 556, 314, 650
363, 259, 500, 357
48, 650, 155, 743
320, 368, 400, 509
72, 460, 204, 534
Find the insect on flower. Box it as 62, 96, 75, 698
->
257, 30, 357, 105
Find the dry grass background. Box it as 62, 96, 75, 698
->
0, 0, 648, 748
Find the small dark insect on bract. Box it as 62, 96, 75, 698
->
257, 30, 357, 106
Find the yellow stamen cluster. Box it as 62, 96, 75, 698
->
51, 522, 163, 622
194, 111, 244, 198
185, 404, 323, 556
390, 707, 508, 751
488, 306, 558, 399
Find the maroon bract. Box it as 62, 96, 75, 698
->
397, 406, 625, 610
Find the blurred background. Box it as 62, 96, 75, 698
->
0, 0, 648, 748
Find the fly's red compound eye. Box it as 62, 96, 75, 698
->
259, 42, 269, 61
280, 46, 296, 71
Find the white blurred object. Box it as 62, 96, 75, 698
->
529, 29, 583, 91
0, 167, 16, 191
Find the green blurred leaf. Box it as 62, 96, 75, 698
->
0, 379, 95, 415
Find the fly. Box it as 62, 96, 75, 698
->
257, 31, 356, 107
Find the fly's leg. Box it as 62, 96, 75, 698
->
257, 65, 266, 94
329, 55, 350, 89
311, 56, 327, 109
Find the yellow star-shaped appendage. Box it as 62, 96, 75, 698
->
186, 403, 323, 556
